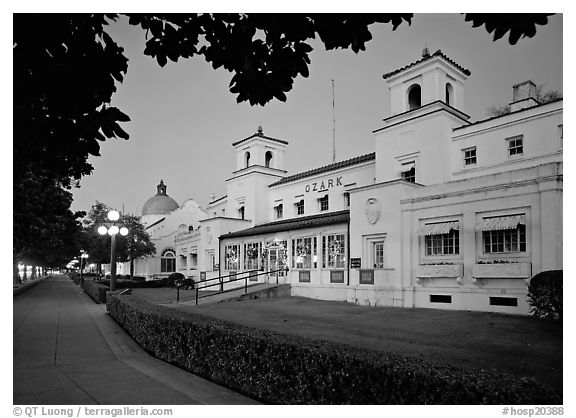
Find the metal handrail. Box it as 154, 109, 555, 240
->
194, 268, 286, 305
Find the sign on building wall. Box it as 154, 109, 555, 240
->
350, 258, 362, 269
305, 176, 343, 193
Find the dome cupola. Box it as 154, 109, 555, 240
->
142, 180, 179, 216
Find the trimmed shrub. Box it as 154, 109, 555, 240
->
83, 281, 109, 304
167, 272, 185, 287
70, 273, 82, 285
107, 294, 561, 405
527, 270, 563, 320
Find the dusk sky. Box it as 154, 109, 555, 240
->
70, 13, 563, 217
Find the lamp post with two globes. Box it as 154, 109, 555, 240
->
97, 210, 128, 291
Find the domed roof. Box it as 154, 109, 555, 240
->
142, 180, 179, 216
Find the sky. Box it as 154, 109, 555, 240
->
69, 13, 563, 217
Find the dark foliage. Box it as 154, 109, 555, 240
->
168, 272, 186, 287
99, 278, 165, 289
83, 280, 109, 304
108, 294, 561, 405
527, 270, 563, 320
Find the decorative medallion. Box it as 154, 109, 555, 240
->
365, 198, 381, 225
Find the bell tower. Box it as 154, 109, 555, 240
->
227, 127, 288, 226
384, 48, 471, 116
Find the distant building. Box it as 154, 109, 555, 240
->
126, 49, 563, 314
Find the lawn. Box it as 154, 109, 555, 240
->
164, 296, 562, 394
130, 288, 217, 304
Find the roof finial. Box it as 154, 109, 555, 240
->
257, 125, 263, 135
157, 180, 167, 195
422, 44, 430, 57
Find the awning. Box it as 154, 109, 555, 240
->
477, 215, 525, 231
401, 161, 415, 171
419, 221, 459, 236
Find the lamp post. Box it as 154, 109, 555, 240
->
98, 210, 129, 291
79, 251, 89, 285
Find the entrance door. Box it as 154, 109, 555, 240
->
267, 248, 286, 283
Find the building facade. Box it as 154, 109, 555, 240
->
128, 49, 562, 315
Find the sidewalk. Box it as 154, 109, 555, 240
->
13, 276, 259, 405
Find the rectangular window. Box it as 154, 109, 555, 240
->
359, 269, 374, 285
559, 124, 563, 149
224, 244, 240, 270
318, 195, 329, 211
483, 225, 526, 253
490, 297, 518, 307
179, 255, 187, 270
274, 203, 283, 219
295, 199, 305, 215
507, 135, 523, 157
372, 241, 385, 268
244, 242, 260, 270
344, 192, 350, 208
324, 234, 346, 269
330, 270, 345, 283
292, 237, 316, 269
206, 250, 215, 271
430, 294, 452, 304
425, 230, 459, 256
190, 253, 197, 269
463, 147, 477, 166
401, 162, 416, 182
298, 270, 311, 283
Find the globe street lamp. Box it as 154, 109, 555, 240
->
98, 210, 128, 291
79, 251, 89, 285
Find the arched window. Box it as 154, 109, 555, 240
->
407, 84, 422, 110
244, 151, 251, 168
265, 151, 273, 168
161, 249, 176, 273
445, 83, 454, 106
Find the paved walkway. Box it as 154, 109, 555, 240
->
13, 276, 259, 405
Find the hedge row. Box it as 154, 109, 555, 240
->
83, 281, 109, 304
107, 294, 561, 405
528, 270, 563, 320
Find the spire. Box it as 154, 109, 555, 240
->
257, 125, 263, 136
157, 180, 167, 195
422, 45, 430, 57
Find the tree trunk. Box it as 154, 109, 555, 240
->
130, 254, 134, 280
23, 266, 28, 282
13, 261, 21, 284
31, 265, 37, 280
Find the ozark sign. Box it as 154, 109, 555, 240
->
305, 176, 343, 193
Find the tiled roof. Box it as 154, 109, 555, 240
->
268, 153, 375, 187
383, 49, 471, 80
145, 216, 165, 230
453, 98, 562, 131
220, 210, 350, 239
232, 132, 289, 147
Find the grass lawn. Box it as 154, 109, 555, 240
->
166, 296, 562, 394
131, 288, 217, 304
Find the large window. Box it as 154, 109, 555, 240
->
507, 135, 523, 157
479, 215, 526, 253
291, 237, 317, 269
225, 244, 240, 270
483, 226, 526, 253
161, 249, 176, 273
425, 231, 459, 256
244, 242, 260, 270
323, 234, 346, 268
